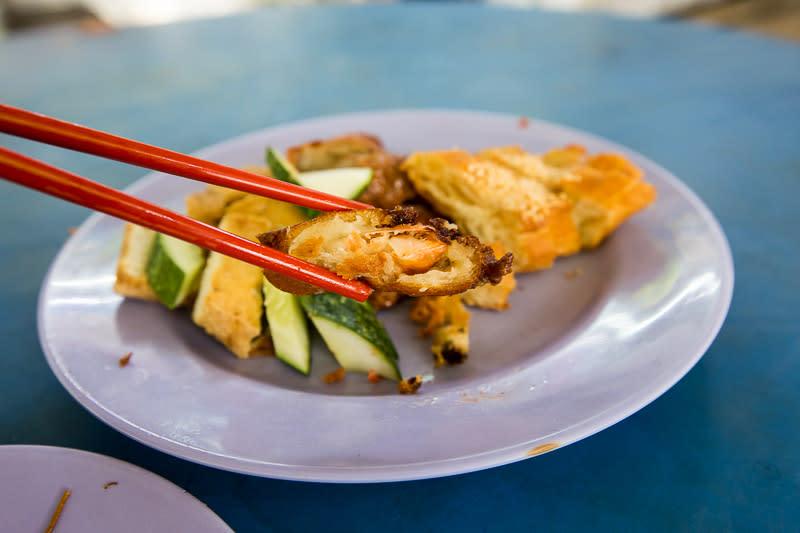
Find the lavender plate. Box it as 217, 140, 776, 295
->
0, 445, 231, 532
37, 110, 733, 482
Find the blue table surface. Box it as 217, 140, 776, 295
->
1, 4, 798, 532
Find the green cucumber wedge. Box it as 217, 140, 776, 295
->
146, 233, 206, 309
263, 277, 311, 375
299, 293, 401, 381
295, 168, 372, 201
266, 146, 373, 219
266, 146, 302, 185
266, 146, 317, 218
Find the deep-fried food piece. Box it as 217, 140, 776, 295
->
115, 168, 278, 305
461, 241, 516, 310
479, 145, 656, 248
401, 200, 438, 224
184, 167, 274, 226
287, 133, 417, 209
409, 295, 471, 366
401, 150, 581, 271
368, 290, 405, 310
322, 367, 346, 384
287, 133, 383, 170
192, 195, 306, 358
186, 185, 247, 226
398, 375, 423, 394
113, 224, 159, 302
258, 207, 513, 297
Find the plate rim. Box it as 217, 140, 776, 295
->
0, 444, 233, 531
37, 108, 734, 482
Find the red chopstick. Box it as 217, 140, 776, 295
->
0, 103, 372, 212
0, 146, 372, 302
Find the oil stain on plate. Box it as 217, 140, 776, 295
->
526, 443, 560, 456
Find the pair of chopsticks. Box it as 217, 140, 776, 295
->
0, 103, 373, 301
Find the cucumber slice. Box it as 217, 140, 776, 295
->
265, 147, 373, 219
295, 168, 373, 202
266, 146, 317, 218
263, 277, 311, 375
146, 233, 205, 309
299, 293, 401, 381
266, 146, 302, 185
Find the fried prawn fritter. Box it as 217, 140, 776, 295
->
258, 207, 513, 297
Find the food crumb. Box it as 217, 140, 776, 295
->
398, 376, 422, 394
518, 116, 530, 129
322, 367, 345, 384
118, 352, 132, 367
481, 391, 504, 400
45, 489, 71, 533
367, 369, 382, 383
564, 267, 583, 280
67, 227, 78, 236
460, 391, 505, 403
103, 481, 118, 490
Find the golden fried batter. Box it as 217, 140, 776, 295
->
258, 207, 513, 297
192, 195, 306, 358
461, 241, 517, 310
401, 150, 581, 272
409, 295, 471, 366
479, 145, 656, 248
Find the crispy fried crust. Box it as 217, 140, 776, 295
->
368, 290, 405, 310
401, 150, 581, 272
185, 185, 248, 226
287, 133, 384, 170
258, 207, 513, 297
398, 376, 423, 394
287, 133, 417, 209
184, 167, 274, 226
409, 295, 471, 366
192, 195, 306, 359
461, 241, 517, 310
479, 145, 656, 248
113, 223, 159, 302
